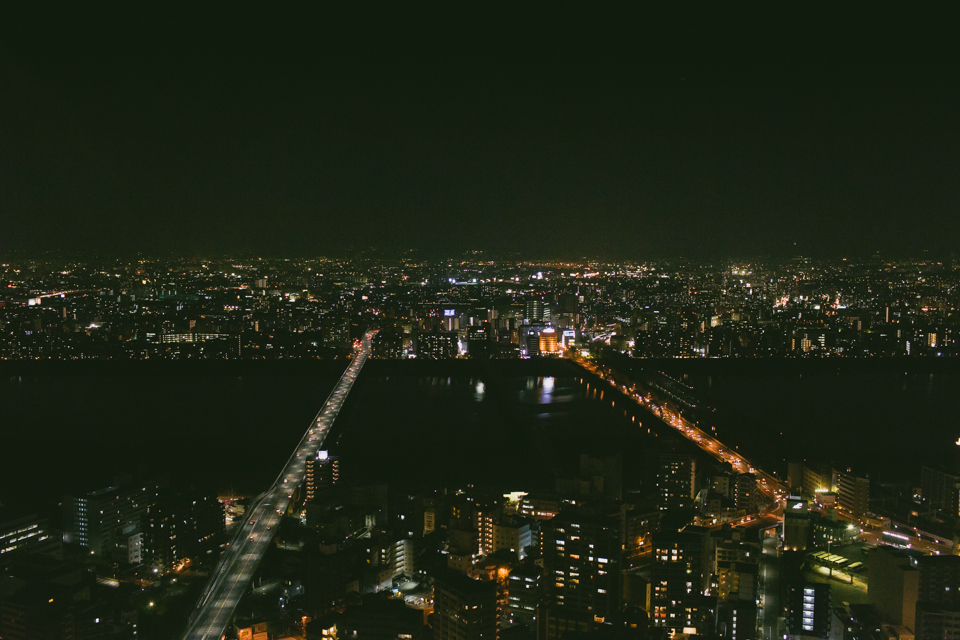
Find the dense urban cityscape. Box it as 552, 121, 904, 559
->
1, 254, 959, 640
4, 3, 959, 640
2, 254, 959, 361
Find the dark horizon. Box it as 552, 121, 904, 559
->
3, 7, 958, 259
2, 246, 957, 264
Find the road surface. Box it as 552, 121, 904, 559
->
574, 356, 788, 520
181, 330, 377, 640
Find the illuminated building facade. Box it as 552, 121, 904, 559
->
539, 328, 559, 355
651, 529, 715, 636
525, 299, 544, 323
63, 483, 159, 555
543, 507, 622, 630
306, 451, 340, 502
0, 515, 59, 566
837, 470, 869, 519
784, 583, 831, 639
417, 331, 459, 359
734, 473, 758, 513
657, 453, 697, 510
783, 496, 810, 552
504, 563, 541, 631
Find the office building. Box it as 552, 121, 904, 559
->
810, 514, 859, 549
519, 323, 549, 357
0, 515, 60, 565
838, 470, 870, 520
657, 453, 697, 511
525, 299, 544, 323
433, 571, 498, 640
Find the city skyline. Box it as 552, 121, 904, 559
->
3, 6, 959, 640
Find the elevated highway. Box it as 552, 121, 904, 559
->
181, 330, 376, 640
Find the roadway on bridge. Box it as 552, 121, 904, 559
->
576, 356, 788, 521
181, 330, 377, 640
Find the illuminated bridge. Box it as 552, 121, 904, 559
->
181, 330, 377, 640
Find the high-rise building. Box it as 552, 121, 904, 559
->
713, 473, 734, 499
417, 331, 459, 359
791, 462, 837, 497
837, 470, 869, 520
371, 535, 414, 582
488, 517, 534, 560
63, 483, 160, 556
921, 466, 960, 517
784, 582, 831, 639
525, 299, 544, 324
144, 491, 224, 572
503, 563, 541, 631
525, 332, 541, 357
783, 496, 810, 552
542, 506, 622, 634
538, 328, 560, 355
371, 329, 405, 358
433, 571, 498, 640
306, 451, 340, 502
651, 528, 715, 636
914, 556, 960, 640
867, 547, 918, 630
709, 528, 760, 640
735, 473, 758, 513
657, 453, 697, 510
712, 538, 760, 604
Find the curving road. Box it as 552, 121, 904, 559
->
181, 330, 377, 640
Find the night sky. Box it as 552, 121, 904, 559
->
2, 7, 958, 259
